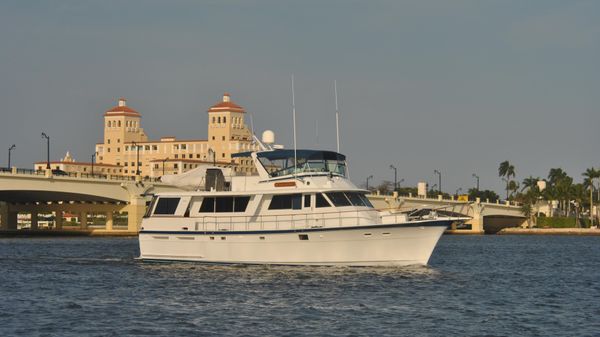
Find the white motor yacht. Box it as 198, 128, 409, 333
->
139, 146, 454, 266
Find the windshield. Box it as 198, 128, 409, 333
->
256, 150, 347, 178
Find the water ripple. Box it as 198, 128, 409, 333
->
1, 236, 599, 336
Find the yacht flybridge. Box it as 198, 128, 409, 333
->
139, 146, 453, 266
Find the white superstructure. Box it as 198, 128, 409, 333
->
139, 146, 453, 266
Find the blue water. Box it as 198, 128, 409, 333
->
1, 235, 599, 337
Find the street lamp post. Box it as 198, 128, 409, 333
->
8, 144, 15, 169
91, 152, 97, 176
472, 173, 480, 191
209, 148, 216, 166
366, 175, 373, 190
41, 132, 50, 169
162, 157, 169, 176
132, 142, 140, 176
389, 165, 397, 192
434, 169, 441, 194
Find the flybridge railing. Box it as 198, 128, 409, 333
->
190, 209, 380, 232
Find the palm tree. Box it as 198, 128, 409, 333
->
522, 176, 540, 192
582, 167, 599, 224
499, 160, 516, 199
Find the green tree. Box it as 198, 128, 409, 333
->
521, 176, 540, 192
468, 188, 499, 203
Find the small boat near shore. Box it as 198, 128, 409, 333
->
139, 143, 454, 266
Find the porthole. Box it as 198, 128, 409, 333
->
363, 233, 372, 237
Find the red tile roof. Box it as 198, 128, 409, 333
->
208, 93, 245, 113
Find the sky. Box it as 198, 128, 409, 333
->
0, 0, 598, 195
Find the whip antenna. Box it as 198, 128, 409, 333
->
291, 75, 298, 180
334, 80, 340, 153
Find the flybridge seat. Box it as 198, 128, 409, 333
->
161, 166, 232, 191
232, 149, 347, 178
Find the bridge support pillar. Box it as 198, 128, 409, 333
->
80, 212, 88, 230
1, 202, 18, 230
54, 211, 63, 230
127, 198, 146, 232
106, 212, 114, 231
30, 212, 39, 230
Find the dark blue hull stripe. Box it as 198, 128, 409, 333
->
139, 220, 453, 236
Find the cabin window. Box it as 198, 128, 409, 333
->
298, 234, 309, 240
345, 192, 370, 207
199, 197, 215, 212
144, 197, 158, 218
199, 196, 250, 213
268, 194, 302, 210
326, 192, 352, 207
358, 193, 374, 208
304, 194, 311, 208
315, 193, 331, 208
153, 197, 181, 215
216, 197, 234, 212
234, 196, 250, 212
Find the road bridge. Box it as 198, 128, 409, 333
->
0, 168, 182, 233
368, 193, 526, 234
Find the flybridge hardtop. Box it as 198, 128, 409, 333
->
234, 149, 347, 180
139, 146, 453, 266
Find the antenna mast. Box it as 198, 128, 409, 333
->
291, 75, 298, 180
334, 80, 340, 153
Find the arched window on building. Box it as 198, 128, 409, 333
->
118, 121, 121, 127
218, 117, 221, 123
223, 117, 226, 123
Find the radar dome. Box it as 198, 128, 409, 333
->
262, 130, 275, 144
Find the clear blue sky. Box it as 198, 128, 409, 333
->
1, 0, 598, 195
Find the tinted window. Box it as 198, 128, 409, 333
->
269, 194, 302, 210
234, 196, 250, 212
315, 193, 331, 208
153, 197, 180, 215
200, 196, 250, 213
216, 197, 234, 212
345, 192, 367, 206
358, 194, 374, 208
326, 192, 351, 207
199, 197, 215, 213
304, 194, 311, 208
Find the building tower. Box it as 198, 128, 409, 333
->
207, 93, 253, 163
97, 98, 147, 166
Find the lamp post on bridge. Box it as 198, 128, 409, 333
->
434, 169, 442, 194
472, 173, 479, 191
162, 157, 169, 176
389, 165, 397, 192
91, 152, 97, 176
41, 132, 50, 169
366, 175, 373, 191
8, 144, 15, 169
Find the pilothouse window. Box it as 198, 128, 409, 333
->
269, 194, 302, 210
316, 193, 331, 208
153, 197, 181, 215
326, 192, 352, 207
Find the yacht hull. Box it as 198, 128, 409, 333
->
138, 220, 450, 266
